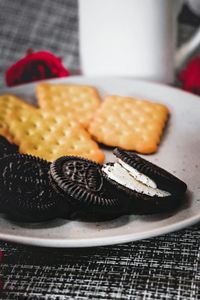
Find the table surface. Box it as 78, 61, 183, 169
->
0, 1, 200, 299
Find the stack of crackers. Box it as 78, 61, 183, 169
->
0, 83, 169, 163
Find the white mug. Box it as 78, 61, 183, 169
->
78, 0, 200, 84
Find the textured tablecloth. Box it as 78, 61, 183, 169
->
0, 1, 200, 299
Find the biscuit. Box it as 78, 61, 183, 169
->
8, 108, 105, 163
0, 94, 37, 142
89, 95, 169, 154
102, 149, 187, 214
0, 154, 63, 221
36, 83, 101, 128
0, 94, 104, 163
0, 135, 19, 159
113, 148, 187, 195
50, 156, 125, 220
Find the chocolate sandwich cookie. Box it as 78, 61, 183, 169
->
0, 154, 64, 222
50, 156, 126, 221
113, 148, 187, 195
102, 149, 187, 214
0, 135, 19, 159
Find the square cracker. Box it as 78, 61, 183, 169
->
36, 83, 101, 128
0, 94, 37, 142
0, 94, 104, 163
88, 95, 169, 154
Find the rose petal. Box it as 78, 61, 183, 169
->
179, 55, 200, 95
5, 51, 70, 87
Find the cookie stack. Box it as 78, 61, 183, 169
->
0, 136, 187, 222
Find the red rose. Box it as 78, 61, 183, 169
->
0, 249, 3, 261
5, 50, 70, 87
179, 56, 200, 95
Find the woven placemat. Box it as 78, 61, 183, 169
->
0, 0, 79, 87
0, 224, 200, 299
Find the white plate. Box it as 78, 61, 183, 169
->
0, 76, 200, 248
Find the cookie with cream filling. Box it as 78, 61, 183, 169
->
50, 156, 127, 220
102, 149, 187, 214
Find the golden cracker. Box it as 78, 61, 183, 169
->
0, 94, 37, 142
36, 83, 101, 128
8, 108, 104, 163
88, 95, 169, 154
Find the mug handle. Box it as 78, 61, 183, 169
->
175, 26, 200, 69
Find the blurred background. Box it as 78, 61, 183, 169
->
0, 0, 199, 86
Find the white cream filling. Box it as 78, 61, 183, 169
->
118, 159, 157, 188
102, 160, 171, 197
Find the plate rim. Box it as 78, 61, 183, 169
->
1, 75, 200, 102
0, 213, 199, 247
